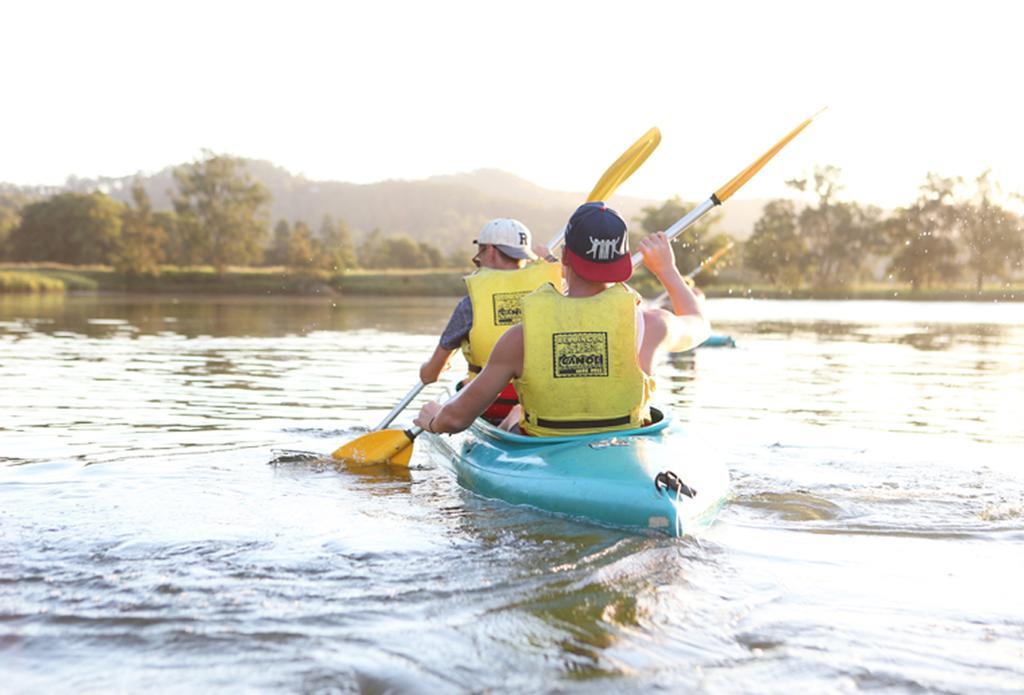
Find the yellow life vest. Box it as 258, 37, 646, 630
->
514, 283, 653, 437
461, 262, 563, 378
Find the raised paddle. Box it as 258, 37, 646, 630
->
342, 127, 664, 439
545, 126, 662, 253
629, 109, 826, 267
686, 242, 734, 281
649, 241, 735, 307
333, 111, 823, 467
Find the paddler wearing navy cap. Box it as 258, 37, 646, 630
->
415, 202, 710, 437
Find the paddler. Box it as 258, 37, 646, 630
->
418, 218, 562, 423
414, 202, 709, 436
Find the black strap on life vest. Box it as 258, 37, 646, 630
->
527, 412, 632, 429
654, 471, 697, 499
494, 397, 519, 406
467, 364, 482, 373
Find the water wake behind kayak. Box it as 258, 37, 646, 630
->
3, 296, 1022, 691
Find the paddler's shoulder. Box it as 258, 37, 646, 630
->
495, 322, 524, 348
490, 323, 525, 378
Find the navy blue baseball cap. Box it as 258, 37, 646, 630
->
563, 202, 632, 282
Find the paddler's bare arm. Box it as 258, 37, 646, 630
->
419, 344, 455, 384
414, 326, 524, 434
637, 232, 711, 364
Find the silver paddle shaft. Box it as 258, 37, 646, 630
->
545, 226, 568, 255
630, 197, 717, 268
374, 381, 426, 431
549, 195, 717, 264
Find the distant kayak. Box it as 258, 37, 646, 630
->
699, 333, 736, 348
423, 408, 729, 537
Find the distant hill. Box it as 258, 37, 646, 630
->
8, 162, 770, 249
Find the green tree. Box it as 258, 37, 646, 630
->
266, 219, 291, 266
418, 241, 443, 268
788, 166, 885, 288
357, 231, 439, 269
155, 210, 180, 264
170, 152, 270, 273
445, 245, 474, 269
287, 221, 316, 268
958, 171, 1021, 291
111, 182, 167, 276
382, 234, 428, 268
358, 229, 386, 268
1012, 193, 1024, 277
7, 192, 123, 264
0, 191, 33, 258
744, 199, 807, 287
316, 215, 358, 271
885, 174, 960, 290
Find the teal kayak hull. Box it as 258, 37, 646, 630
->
699, 333, 736, 348
424, 409, 729, 537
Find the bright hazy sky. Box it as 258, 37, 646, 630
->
3, 0, 1022, 208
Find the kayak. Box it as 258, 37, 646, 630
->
672, 333, 736, 357
423, 407, 729, 537
699, 333, 736, 348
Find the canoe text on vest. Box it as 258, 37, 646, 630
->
492, 291, 531, 326
552, 332, 609, 378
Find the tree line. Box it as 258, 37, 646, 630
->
637, 166, 1023, 292
0, 152, 461, 276
2, 155, 1022, 290
744, 167, 1022, 291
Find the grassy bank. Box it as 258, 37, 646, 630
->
0, 270, 67, 293
0, 264, 340, 295
0, 264, 470, 297
329, 269, 467, 296
2, 263, 1021, 301
628, 271, 1023, 302
701, 285, 1022, 302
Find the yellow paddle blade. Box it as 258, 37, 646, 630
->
332, 428, 415, 467
390, 443, 414, 467
714, 108, 826, 204
587, 126, 661, 202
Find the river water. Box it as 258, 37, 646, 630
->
1, 294, 1022, 693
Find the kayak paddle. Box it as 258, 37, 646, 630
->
332, 128, 663, 464
545, 126, 661, 253
649, 241, 735, 306
335, 111, 823, 468
332, 425, 421, 467
373, 381, 428, 431
686, 241, 735, 280
630, 108, 825, 267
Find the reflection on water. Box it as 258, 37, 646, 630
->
738, 491, 843, 522
0, 293, 455, 339
1, 294, 1023, 691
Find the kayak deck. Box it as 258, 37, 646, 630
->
424, 408, 729, 537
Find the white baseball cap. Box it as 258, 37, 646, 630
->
473, 218, 537, 261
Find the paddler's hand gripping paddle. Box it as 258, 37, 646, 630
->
334, 110, 823, 466
337, 127, 662, 454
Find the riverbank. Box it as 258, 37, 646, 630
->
0, 265, 467, 297
1, 264, 1020, 301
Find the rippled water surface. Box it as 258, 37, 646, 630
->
2, 294, 1022, 693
